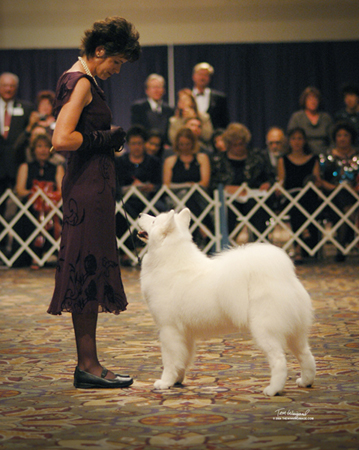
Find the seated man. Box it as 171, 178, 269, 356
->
115, 125, 162, 264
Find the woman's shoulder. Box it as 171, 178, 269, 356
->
197, 152, 210, 163
164, 154, 177, 165
55, 72, 92, 105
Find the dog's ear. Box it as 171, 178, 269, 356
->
177, 208, 191, 229
160, 210, 176, 235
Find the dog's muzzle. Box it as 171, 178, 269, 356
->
137, 230, 149, 243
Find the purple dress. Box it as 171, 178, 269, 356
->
48, 72, 127, 315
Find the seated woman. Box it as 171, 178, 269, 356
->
277, 127, 322, 263
320, 121, 359, 262
15, 133, 64, 268
222, 123, 274, 241
163, 127, 212, 246
168, 89, 213, 148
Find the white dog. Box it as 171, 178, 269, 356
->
138, 208, 315, 396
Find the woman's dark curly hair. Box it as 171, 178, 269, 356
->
80, 16, 141, 62
331, 120, 357, 145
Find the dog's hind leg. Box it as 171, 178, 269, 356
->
154, 326, 194, 390
252, 331, 288, 396
287, 335, 316, 389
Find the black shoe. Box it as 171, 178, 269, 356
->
74, 366, 133, 389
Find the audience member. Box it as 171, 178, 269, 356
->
192, 62, 229, 129
144, 128, 165, 162
334, 84, 359, 146
14, 124, 65, 168
168, 88, 213, 146
163, 127, 210, 188
287, 86, 333, 155
262, 127, 287, 177
320, 121, 359, 262
0, 72, 34, 200
115, 125, 162, 264
209, 128, 232, 191
35, 90, 56, 133
130, 74, 174, 144
277, 127, 322, 264
183, 116, 212, 153
163, 127, 212, 247
14, 133, 64, 268
222, 123, 274, 238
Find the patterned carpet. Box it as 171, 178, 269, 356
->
1, 254, 359, 450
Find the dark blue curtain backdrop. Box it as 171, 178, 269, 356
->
1, 41, 358, 147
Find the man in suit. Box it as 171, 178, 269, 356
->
0, 72, 34, 198
192, 62, 229, 130
262, 126, 287, 178
130, 74, 174, 145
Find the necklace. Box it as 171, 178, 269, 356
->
78, 57, 98, 86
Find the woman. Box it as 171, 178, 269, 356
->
320, 121, 359, 262
168, 89, 213, 146
163, 127, 211, 246
277, 127, 322, 264
287, 86, 333, 155
222, 123, 274, 239
47, 17, 140, 389
36, 90, 56, 133
163, 127, 210, 188
15, 133, 64, 269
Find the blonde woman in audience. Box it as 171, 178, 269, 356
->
168, 89, 213, 146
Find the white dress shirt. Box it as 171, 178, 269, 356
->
193, 87, 210, 114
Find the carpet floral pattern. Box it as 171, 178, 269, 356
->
0, 257, 359, 449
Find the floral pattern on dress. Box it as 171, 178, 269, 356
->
60, 253, 123, 313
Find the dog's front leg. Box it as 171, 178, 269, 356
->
154, 326, 191, 390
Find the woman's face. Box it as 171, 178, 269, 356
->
145, 136, 162, 156
178, 94, 192, 111
38, 98, 53, 117
34, 139, 51, 162
229, 138, 247, 154
214, 135, 226, 152
305, 93, 319, 111
289, 131, 305, 152
177, 136, 193, 154
96, 54, 127, 79
335, 128, 352, 149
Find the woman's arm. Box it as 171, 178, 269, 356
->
197, 152, 211, 188
162, 155, 176, 185
277, 157, 285, 186
55, 164, 65, 195
52, 77, 92, 152
15, 163, 30, 199
200, 113, 214, 142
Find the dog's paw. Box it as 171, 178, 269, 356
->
296, 377, 313, 388
263, 385, 281, 397
154, 379, 173, 390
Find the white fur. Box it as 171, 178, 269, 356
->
138, 208, 316, 396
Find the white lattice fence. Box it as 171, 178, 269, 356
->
225, 181, 359, 257
0, 188, 63, 268
1, 182, 358, 267
115, 183, 222, 265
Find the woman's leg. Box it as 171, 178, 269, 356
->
72, 312, 116, 379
